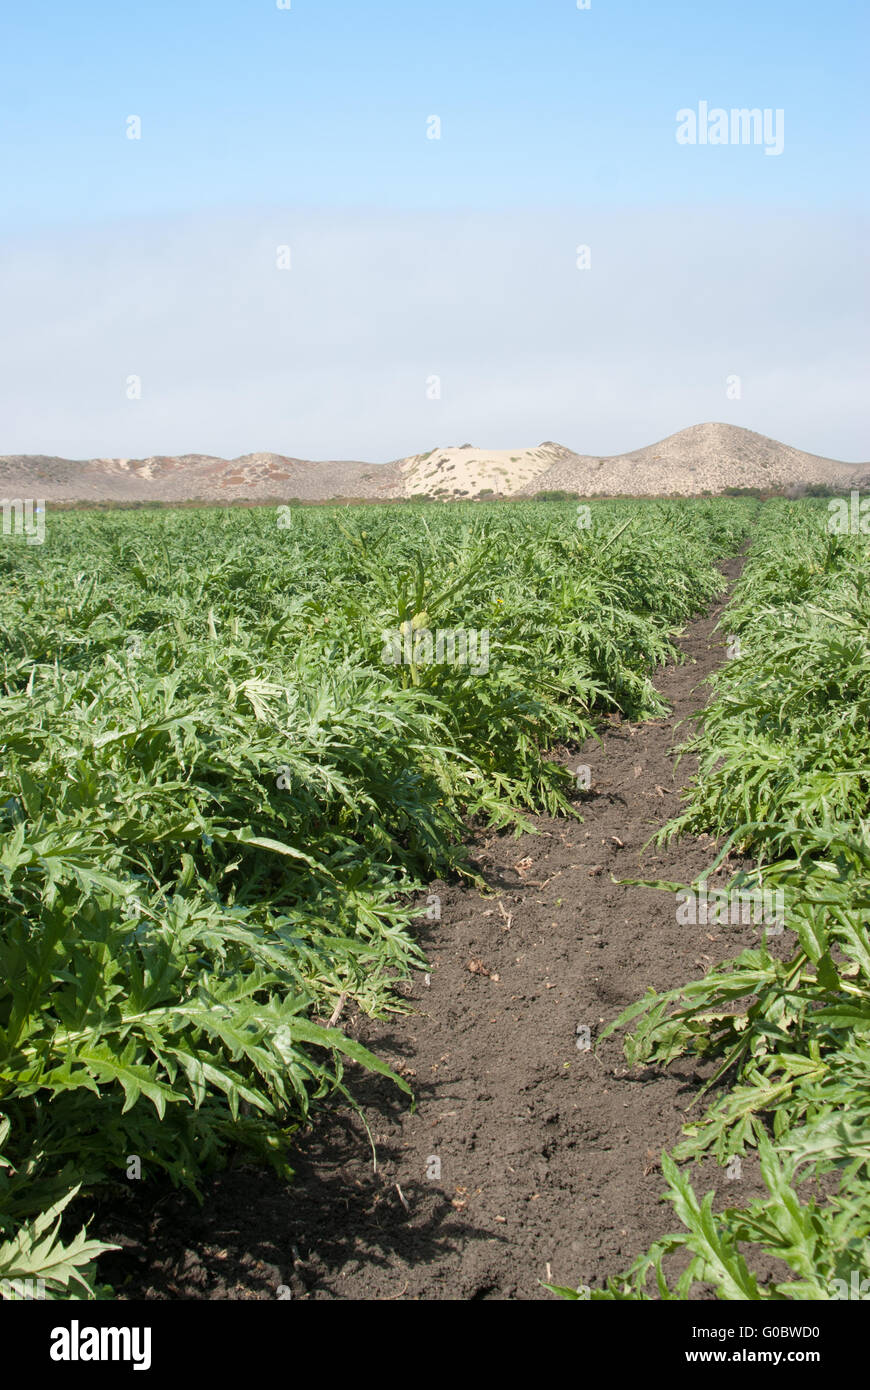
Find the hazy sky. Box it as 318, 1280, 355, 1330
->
1, 1, 867, 461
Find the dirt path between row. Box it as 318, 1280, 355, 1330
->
102, 552, 781, 1300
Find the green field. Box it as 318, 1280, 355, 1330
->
1, 496, 867, 1300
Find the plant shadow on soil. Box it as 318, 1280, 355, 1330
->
93, 555, 801, 1300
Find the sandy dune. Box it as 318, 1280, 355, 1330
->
399, 443, 569, 498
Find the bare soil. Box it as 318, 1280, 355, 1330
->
95, 554, 791, 1300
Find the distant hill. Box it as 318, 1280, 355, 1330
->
0, 451, 403, 504
513, 424, 864, 499
0, 425, 863, 504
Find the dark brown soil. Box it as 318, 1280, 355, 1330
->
96, 554, 791, 1300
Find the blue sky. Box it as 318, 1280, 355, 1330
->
1, 1, 867, 459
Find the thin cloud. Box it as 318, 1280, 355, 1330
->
0, 208, 866, 462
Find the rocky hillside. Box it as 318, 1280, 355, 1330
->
0, 425, 862, 503
514, 423, 863, 498
0, 452, 403, 504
